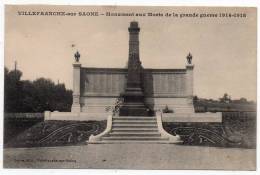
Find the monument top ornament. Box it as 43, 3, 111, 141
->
74, 50, 80, 62
128, 21, 140, 32
186, 52, 192, 64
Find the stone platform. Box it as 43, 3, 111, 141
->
162, 112, 222, 123
44, 111, 222, 123
44, 111, 222, 144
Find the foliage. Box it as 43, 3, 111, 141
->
193, 94, 256, 112
219, 93, 232, 103
5, 120, 106, 148
4, 67, 72, 112
162, 105, 173, 113
193, 95, 198, 103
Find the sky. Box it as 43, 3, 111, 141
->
4, 5, 257, 101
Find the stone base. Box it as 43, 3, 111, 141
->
162, 112, 222, 123
71, 104, 81, 112
80, 96, 195, 115
145, 97, 195, 114
119, 105, 150, 116
119, 90, 150, 116
44, 111, 109, 121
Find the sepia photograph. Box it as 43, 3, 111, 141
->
3, 5, 257, 170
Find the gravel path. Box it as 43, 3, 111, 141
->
4, 144, 256, 170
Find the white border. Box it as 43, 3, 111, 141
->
0, 1, 259, 175
1, 0, 260, 6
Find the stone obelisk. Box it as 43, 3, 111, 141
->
119, 21, 150, 116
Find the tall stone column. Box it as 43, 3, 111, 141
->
186, 53, 194, 98
71, 51, 81, 112
186, 64, 194, 97
119, 21, 150, 116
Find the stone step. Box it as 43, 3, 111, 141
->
108, 132, 161, 137
89, 140, 172, 144
112, 124, 157, 128
113, 116, 156, 120
113, 120, 157, 124
112, 128, 159, 132
102, 136, 168, 141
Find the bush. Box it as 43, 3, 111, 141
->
162, 105, 173, 113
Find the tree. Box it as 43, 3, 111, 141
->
239, 97, 248, 103
4, 68, 23, 112
219, 93, 231, 103
4, 67, 72, 113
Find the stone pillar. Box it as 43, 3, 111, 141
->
128, 21, 140, 56
71, 62, 81, 112
186, 64, 194, 97
119, 21, 150, 116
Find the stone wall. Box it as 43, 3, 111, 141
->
78, 67, 194, 114
80, 68, 189, 97
163, 112, 256, 148
143, 69, 187, 97
80, 68, 127, 97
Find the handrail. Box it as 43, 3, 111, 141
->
156, 110, 182, 143
88, 115, 113, 142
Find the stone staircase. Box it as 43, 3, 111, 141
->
88, 115, 180, 143
102, 116, 168, 142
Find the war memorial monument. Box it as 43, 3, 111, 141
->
3, 6, 256, 170
44, 21, 221, 143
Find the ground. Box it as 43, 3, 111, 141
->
4, 143, 256, 170
4, 112, 256, 170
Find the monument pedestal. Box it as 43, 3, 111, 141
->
119, 83, 151, 116
119, 89, 149, 116
71, 60, 81, 113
